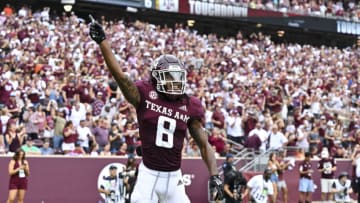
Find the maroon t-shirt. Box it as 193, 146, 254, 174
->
208, 135, 225, 154
0, 82, 13, 105
76, 85, 92, 104
244, 134, 261, 151
244, 117, 257, 136
135, 80, 204, 171
93, 85, 107, 103
266, 95, 282, 113
124, 126, 137, 147
62, 85, 76, 100
7, 99, 17, 110
212, 110, 225, 129
299, 160, 313, 179
63, 127, 78, 143
317, 157, 336, 179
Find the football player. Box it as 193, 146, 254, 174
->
89, 16, 223, 203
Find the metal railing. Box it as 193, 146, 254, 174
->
218, 145, 303, 175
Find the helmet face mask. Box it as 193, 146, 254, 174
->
150, 55, 187, 95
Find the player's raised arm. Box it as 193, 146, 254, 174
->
188, 118, 224, 201
88, 15, 140, 108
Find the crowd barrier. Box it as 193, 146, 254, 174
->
0, 156, 356, 202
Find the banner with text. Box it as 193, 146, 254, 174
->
0, 156, 356, 202
180, 0, 248, 17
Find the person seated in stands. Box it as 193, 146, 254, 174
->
116, 142, 128, 156
89, 143, 99, 156
100, 143, 112, 156
40, 139, 54, 155
70, 141, 86, 156
21, 136, 41, 155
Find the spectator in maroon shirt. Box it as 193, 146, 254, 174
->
118, 100, 131, 116
75, 79, 93, 104
208, 127, 226, 156
27, 84, 40, 105
61, 80, 76, 104
7, 92, 20, 117
62, 121, 78, 154
244, 133, 262, 151
266, 87, 283, 117
243, 110, 258, 136
123, 121, 139, 153
116, 142, 128, 156
0, 77, 13, 106
212, 105, 225, 130
5, 122, 26, 153
92, 79, 107, 103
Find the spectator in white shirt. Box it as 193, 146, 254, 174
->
268, 125, 288, 151
204, 105, 214, 130
77, 120, 94, 153
226, 110, 245, 145
69, 101, 86, 127
249, 122, 268, 152
296, 125, 309, 152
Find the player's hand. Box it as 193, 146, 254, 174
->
89, 15, 106, 44
209, 175, 224, 201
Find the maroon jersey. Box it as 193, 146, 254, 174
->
212, 110, 225, 129
0, 81, 13, 105
62, 85, 76, 100
63, 127, 78, 144
317, 157, 336, 179
76, 85, 92, 104
7, 99, 17, 111
299, 160, 313, 179
135, 80, 204, 171
266, 95, 282, 113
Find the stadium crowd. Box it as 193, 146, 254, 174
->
214, 0, 360, 20
1, 5, 360, 160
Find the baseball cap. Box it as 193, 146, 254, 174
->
226, 153, 234, 159
109, 165, 117, 170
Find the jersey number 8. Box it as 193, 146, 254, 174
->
155, 116, 176, 149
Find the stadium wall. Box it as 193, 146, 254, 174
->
0, 156, 356, 202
